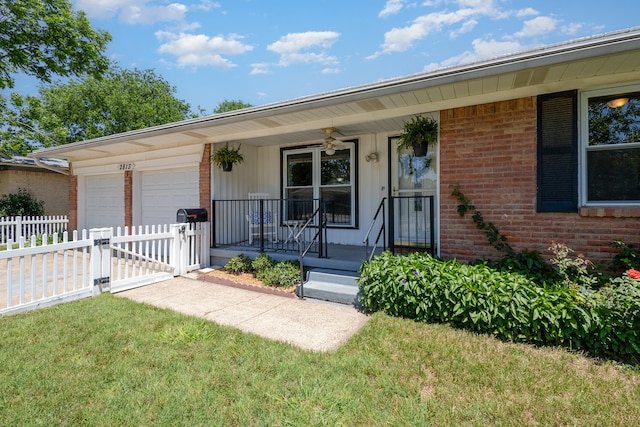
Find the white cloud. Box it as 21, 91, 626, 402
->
267, 31, 340, 66
75, 0, 136, 19
423, 37, 524, 71
193, 0, 221, 12
449, 18, 477, 38
156, 31, 253, 68
122, 3, 188, 25
250, 63, 271, 75
368, 8, 478, 58
379, 0, 407, 18
321, 67, 342, 74
514, 16, 558, 38
516, 7, 538, 18
76, 0, 190, 25
561, 23, 584, 36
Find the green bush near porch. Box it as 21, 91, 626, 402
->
225, 253, 300, 288
358, 251, 640, 363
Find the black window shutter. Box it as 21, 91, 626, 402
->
537, 90, 578, 213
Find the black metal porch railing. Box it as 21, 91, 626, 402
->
363, 197, 387, 262
211, 198, 327, 256
389, 195, 436, 256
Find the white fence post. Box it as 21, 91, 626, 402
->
89, 228, 112, 295
200, 222, 210, 269
15, 216, 23, 241
171, 224, 187, 276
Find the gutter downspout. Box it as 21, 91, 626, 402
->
31, 155, 69, 176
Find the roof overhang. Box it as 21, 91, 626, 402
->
31, 27, 640, 163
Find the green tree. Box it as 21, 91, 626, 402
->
0, 0, 111, 89
1, 66, 193, 154
214, 99, 253, 114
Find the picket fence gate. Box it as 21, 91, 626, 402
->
0, 222, 210, 315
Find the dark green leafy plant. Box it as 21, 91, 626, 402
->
0, 188, 45, 217
252, 253, 277, 282
396, 115, 438, 154
224, 254, 253, 274
611, 240, 640, 272
211, 143, 244, 170
260, 261, 300, 287
451, 183, 515, 257
358, 251, 640, 363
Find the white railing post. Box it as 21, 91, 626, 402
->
90, 228, 112, 295
171, 224, 187, 276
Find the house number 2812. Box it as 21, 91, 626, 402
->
119, 163, 135, 170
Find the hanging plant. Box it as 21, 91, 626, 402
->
211, 143, 244, 172
396, 115, 439, 157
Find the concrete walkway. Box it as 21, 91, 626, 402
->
116, 275, 370, 352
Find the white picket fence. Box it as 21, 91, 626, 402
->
0, 222, 210, 315
0, 215, 69, 245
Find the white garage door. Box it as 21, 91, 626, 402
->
140, 168, 200, 226
85, 174, 124, 229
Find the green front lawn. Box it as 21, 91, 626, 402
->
0, 294, 639, 425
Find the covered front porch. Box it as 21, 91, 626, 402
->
209, 195, 437, 272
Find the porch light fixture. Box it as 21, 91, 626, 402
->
607, 97, 629, 108
365, 152, 379, 162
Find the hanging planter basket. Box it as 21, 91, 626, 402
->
411, 140, 429, 157
397, 115, 439, 158
211, 143, 244, 172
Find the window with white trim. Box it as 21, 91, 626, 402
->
282, 142, 357, 227
581, 85, 640, 204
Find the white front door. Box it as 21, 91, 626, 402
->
390, 137, 438, 249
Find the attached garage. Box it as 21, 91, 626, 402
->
84, 174, 125, 229
136, 167, 200, 227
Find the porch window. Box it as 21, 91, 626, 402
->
283, 142, 357, 227
582, 85, 640, 204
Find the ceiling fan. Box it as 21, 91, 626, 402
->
321, 127, 345, 155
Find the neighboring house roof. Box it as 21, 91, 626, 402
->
30, 27, 640, 163
0, 156, 68, 173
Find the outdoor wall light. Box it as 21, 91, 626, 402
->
607, 97, 629, 108
365, 152, 379, 162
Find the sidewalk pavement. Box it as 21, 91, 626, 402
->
115, 274, 370, 352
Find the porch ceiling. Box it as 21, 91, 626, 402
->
31, 29, 640, 162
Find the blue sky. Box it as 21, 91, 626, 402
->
12, 0, 640, 112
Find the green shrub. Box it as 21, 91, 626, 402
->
587, 274, 640, 362
251, 253, 275, 274
0, 188, 45, 217
224, 254, 253, 274
611, 240, 640, 272
260, 261, 301, 287
358, 251, 640, 363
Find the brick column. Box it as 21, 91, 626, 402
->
124, 170, 133, 228
200, 144, 211, 214
68, 165, 78, 231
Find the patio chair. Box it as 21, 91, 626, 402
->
246, 193, 278, 244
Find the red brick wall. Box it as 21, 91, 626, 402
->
124, 171, 133, 228
439, 97, 640, 263
200, 144, 211, 217
68, 166, 78, 231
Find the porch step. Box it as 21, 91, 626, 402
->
299, 268, 360, 306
